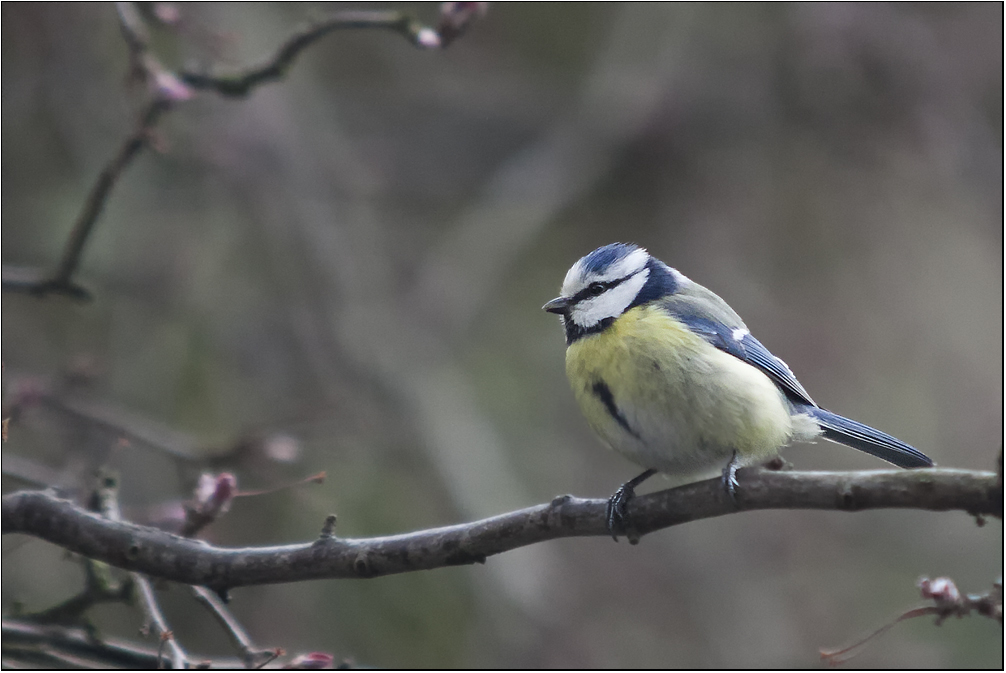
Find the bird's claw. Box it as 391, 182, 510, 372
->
721, 451, 740, 506
605, 483, 635, 541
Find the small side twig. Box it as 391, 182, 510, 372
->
134, 579, 185, 670
190, 586, 274, 669
180, 9, 456, 97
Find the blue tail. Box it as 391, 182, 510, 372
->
803, 407, 933, 469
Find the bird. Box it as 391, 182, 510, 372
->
542, 243, 933, 540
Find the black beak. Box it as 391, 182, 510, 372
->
542, 297, 570, 314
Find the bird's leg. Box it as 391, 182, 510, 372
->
606, 468, 657, 542
721, 451, 741, 506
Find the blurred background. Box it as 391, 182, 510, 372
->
2, 2, 1002, 668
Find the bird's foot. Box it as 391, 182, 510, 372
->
605, 484, 635, 542
605, 469, 656, 542
721, 451, 741, 507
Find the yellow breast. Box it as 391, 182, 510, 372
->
565, 305, 796, 476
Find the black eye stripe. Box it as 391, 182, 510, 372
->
570, 275, 629, 304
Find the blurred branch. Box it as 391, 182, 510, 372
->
0, 71, 175, 300
821, 576, 1003, 664
179, 8, 467, 97
20, 556, 132, 627
189, 586, 277, 668
2, 619, 245, 669
4, 371, 320, 467
40, 391, 205, 463
0, 454, 66, 490
2, 619, 173, 669
2, 3, 184, 300
4, 468, 999, 591
2, 2, 483, 300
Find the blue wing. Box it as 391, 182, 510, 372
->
657, 290, 933, 468
669, 314, 816, 407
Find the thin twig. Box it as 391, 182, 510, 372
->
4, 468, 999, 591
2, 619, 245, 669
134, 579, 186, 670
20, 567, 132, 626
821, 577, 1003, 665
2, 4, 182, 301
190, 586, 273, 668
41, 391, 205, 463
52, 99, 170, 291
4, 3, 484, 300
1, 96, 170, 300
180, 10, 443, 97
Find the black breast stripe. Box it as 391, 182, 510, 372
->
591, 380, 642, 440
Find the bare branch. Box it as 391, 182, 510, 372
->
0, 454, 66, 490
1, 266, 91, 300
4, 4, 483, 300
2, 4, 184, 301
134, 579, 186, 669
179, 10, 447, 97
190, 586, 275, 668
1, 97, 171, 301
42, 391, 206, 463
821, 576, 1003, 664
53, 96, 169, 286
3, 468, 999, 592
2, 619, 243, 669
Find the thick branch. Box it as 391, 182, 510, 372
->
3, 468, 999, 591
180, 10, 442, 97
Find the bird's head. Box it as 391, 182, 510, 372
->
543, 243, 677, 343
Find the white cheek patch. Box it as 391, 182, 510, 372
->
570, 269, 649, 328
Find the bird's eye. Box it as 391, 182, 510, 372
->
588, 282, 605, 296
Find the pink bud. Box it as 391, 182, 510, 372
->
918, 576, 962, 605
195, 472, 237, 516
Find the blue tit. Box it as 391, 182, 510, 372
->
543, 243, 933, 539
